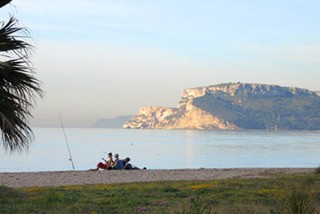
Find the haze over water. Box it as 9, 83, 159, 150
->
1, 128, 319, 172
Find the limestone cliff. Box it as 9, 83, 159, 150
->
123, 104, 236, 130
123, 83, 320, 130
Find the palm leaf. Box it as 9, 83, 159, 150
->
0, 15, 42, 152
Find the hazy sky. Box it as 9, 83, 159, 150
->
2, 0, 320, 127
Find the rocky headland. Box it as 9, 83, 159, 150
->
123, 83, 320, 130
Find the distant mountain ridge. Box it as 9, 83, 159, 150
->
91, 115, 132, 128
123, 83, 320, 130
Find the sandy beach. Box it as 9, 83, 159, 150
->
0, 168, 314, 188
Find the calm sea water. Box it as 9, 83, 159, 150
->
1, 128, 320, 172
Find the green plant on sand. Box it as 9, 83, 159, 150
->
1, 173, 320, 213
314, 166, 320, 174
284, 186, 317, 214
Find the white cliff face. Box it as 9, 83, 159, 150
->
123, 103, 237, 130
170, 103, 237, 130
123, 85, 240, 130
123, 106, 177, 129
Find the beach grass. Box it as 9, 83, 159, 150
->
1, 173, 320, 213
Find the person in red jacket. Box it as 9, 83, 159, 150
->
90, 152, 114, 171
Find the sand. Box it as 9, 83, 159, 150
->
0, 168, 314, 188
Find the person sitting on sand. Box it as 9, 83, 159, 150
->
125, 162, 140, 170
91, 152, 114, 171
112, 153, 119, 168
114, 157, 130, 170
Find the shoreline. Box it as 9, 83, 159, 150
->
0, 168, 314, 188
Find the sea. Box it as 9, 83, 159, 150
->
1, 128, 320, 172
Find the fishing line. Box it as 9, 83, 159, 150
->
58, 110, 75, 171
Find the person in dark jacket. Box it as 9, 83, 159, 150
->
114, 157, 130, 170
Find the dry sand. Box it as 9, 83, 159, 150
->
0, 168, 314, 188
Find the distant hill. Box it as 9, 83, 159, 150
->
91, 115, 132, 128
123, 83, 320, 130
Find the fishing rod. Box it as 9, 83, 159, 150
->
58, 111, 75, 171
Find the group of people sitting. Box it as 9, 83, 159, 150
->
90, 152, 139, 171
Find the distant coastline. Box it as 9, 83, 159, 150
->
90, 115, 132, 129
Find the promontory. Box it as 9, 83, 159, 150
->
123, 83, 320, 130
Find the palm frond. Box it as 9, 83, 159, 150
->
0, 0, 11, 9
0, 17, 31, 58
0, 59, 42, 102
0, 94, 32, 151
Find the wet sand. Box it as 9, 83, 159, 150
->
0, 168, 314, 188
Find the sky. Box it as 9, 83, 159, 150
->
2, 0, 320, 127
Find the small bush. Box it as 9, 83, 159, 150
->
314, 166, 320, 174
284, 186, 317, 214
0, 186, 25, 198
180, 197, 212, 214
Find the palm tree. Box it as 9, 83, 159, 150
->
0, 0, 42, 152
